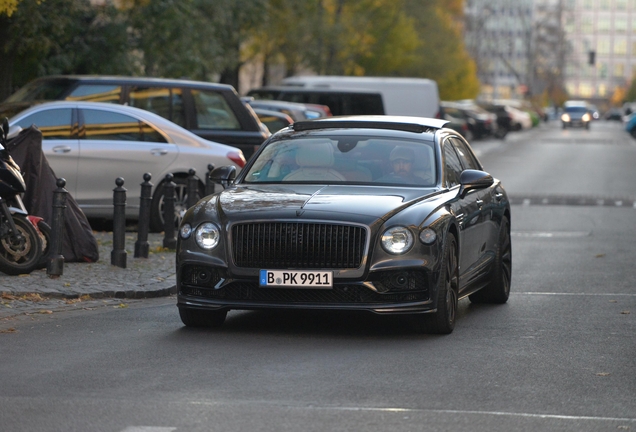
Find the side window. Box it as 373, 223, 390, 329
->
13, 108, 73, 140
191, 90, 241, 130
81, 109, 167, 143
129, 87, 186, 128
66, 85, 122, 104
451, 137, 481, 170
443, 141, 463, 188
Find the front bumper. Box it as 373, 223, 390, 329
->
176, 263, 437, 315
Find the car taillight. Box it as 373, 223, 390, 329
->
228, 151, 246, 168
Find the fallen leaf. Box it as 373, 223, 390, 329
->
114, 303, 128, 309
596, 372, 610, 376
64, 283, 71, 287
620, 311, 630, 315
39, 310, 53, 314
595, 254, 605, 258
0, 328, 17, 333
609, 300, 618, 303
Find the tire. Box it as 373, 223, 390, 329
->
149, 176, 203, 233
469, 216, 512, 304
179, 307, 227, 328
629, 128, 636, 139
411, 233, 458, 334
0, 214, 43, 276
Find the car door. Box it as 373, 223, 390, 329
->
12, 107, 80, 197
443, 139, 482, 286
75, 107, 178, 217
450, 137, 497, 281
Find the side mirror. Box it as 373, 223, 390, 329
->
459, 169, 494, 198
209, 165, 237, 190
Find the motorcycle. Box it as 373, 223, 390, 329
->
0, 118, 44, 275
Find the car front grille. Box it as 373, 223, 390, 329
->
231, 222, 366, 269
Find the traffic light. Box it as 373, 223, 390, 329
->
588, 50, 596, 65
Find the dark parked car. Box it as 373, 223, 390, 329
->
0, 75, 270, 159
176, 116, 512, 334
442, 101, 497, 140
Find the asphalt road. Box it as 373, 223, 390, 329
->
1, 120, 635, 432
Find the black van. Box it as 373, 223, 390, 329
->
0, 75, 270, 158
246, 86, 385, 117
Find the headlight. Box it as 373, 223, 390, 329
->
381, 226, 414, 254
419, 228, 437, 245
195, 223, 220, 250
561, 114, 570, 122
583, 113, 591, 121
180, 223, 192, 239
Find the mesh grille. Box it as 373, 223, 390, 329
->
181, 282, 429, 304
232, 222, 366, 269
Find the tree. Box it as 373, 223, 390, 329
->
0, 0, 130, 100
402, 0, 479, 100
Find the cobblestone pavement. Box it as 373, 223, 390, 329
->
0, 231, 176, 330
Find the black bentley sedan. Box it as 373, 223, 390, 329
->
176, 116, 511, 334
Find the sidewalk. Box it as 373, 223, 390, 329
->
0, 231, 176, 324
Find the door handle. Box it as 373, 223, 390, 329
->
495, 192, 504, 201
151, 148, 168, 156
52, 146, 72, 153
455, 212, 465, 221
476, 199, 484, 209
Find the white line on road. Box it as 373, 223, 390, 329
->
332, 407, 636, 423
120, 428, 176, 432
514, 292, 636, 297
188, 401, 636, 424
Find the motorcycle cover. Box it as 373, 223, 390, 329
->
7, 126, 99, 263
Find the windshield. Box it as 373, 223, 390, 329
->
243, 135, 437, 187
565, 106, 588, 114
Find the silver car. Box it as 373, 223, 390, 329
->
10, 101, 245, 231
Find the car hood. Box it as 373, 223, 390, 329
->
196, 184, 441, 225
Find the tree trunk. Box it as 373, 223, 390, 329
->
0, 52, 15, 101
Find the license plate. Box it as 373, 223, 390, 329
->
259, 270, 333, 288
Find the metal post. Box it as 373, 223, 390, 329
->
134, 173, 152, 258
111, 177, 127, 268
163, 173, 177, 249
187, 168, 198, 208
205, 164, 215, 196
47, 178, 67, 278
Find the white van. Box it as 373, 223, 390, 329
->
279, 75, 441, 118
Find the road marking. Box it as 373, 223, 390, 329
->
120, 428, 176, 432
332, 407, 636, 423
188, 401, 636, 423
514, 292, 636, 297
511, 231, 590, 238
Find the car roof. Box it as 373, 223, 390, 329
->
292, 116, 449, 133
248, 86, 383, 95
9, 100, 210, 144
28, 75, 236, 91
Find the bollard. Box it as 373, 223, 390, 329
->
162, 173, 177, 249
205, 164, 215, 196
134, 173, 153, 258
187, 168, 198, 208
111, 177, 127, 268
47, 178, 68, 278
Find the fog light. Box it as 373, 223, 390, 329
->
180, 223, 192, 239
419, 228, 437, 245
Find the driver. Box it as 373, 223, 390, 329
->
376, 146, 425, 184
